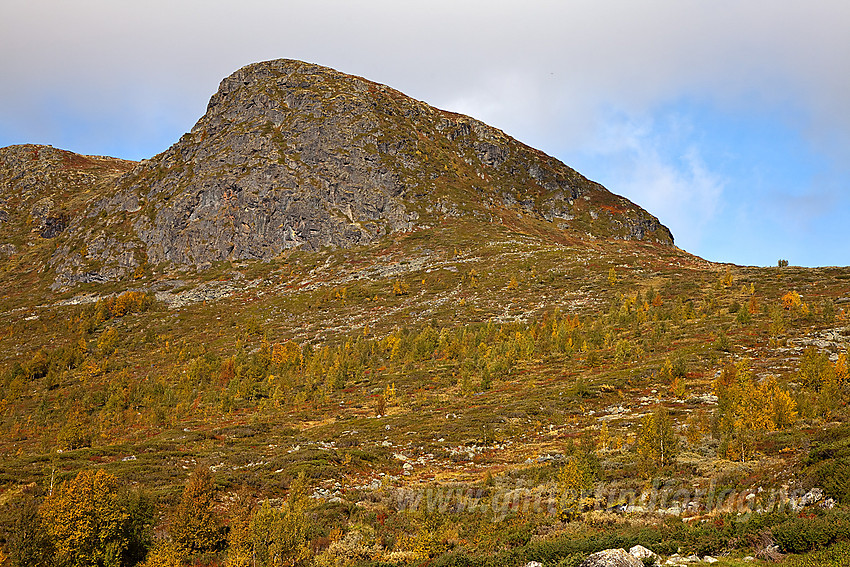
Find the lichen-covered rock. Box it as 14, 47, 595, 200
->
629, 545, 659, 563
579, 548, 643, 567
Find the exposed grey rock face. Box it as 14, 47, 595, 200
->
2, 59, 674, 289
93, 59, 672, 273
104, 59, 424, 268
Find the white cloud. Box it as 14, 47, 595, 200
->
4, 1, 849, 151
575, 113, 726, 251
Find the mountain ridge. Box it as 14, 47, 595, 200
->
2, 58, 671, 293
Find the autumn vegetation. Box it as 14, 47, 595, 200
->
2, 238, 850, 566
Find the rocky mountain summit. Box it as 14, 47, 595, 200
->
1, 59, 672, 290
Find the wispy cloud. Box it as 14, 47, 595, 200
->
563, 111, 726, 252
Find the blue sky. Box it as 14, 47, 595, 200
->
1, 0, 848, 267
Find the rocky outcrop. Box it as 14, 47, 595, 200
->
2, 59, 674, 289
0, 145, 137, 289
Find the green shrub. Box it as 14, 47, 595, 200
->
812, 460, 850, 505
713, 331, 731, 352
804, 426, 850, 504
772, 514, 850, 554
778, 541, 850, 566
430, 551, 479, 567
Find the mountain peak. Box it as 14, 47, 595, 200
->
3, 59, 673, 291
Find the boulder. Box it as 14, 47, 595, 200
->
579, 548, 643, 567
629, 545, 658, 563
800, 487, 824, 507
